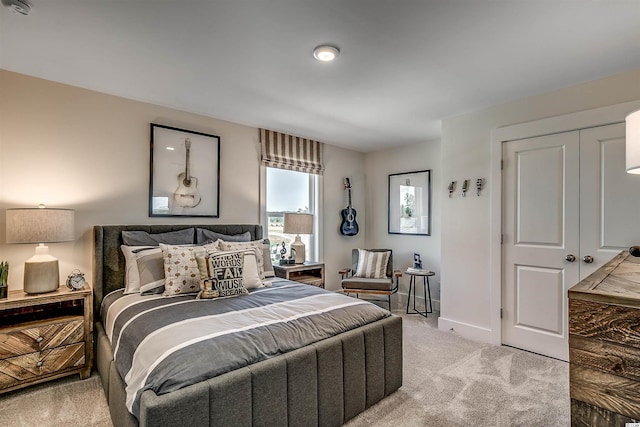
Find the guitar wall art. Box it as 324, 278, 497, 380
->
149, 123, 221, 217
340, 177, 359, 236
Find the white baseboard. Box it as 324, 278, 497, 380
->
437, 317, 493, 343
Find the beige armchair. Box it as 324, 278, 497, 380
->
339, 248, 401, 310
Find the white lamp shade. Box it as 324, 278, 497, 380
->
626, 109, 640, 174
283, 213, 313, 235
6, 208, 75, 243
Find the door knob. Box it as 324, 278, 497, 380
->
583, 255, 594, 264
565, 254, 576, 262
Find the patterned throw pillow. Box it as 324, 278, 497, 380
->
354, 249, 391, 279
204, 251, 248, 297
218, 240, 265, 279
160, 244, 202, 296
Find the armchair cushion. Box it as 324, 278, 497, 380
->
342, 277, 395, 292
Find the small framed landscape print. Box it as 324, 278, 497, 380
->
388, 170, 431, 235
149, 123, 220, 217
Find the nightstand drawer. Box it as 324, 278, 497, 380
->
0, 342, 85, 390
0, 316, 84, 358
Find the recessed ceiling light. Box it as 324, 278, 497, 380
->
5, 0, 31, 15
313, 45, 340, 62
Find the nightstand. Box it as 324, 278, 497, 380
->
274, 262, 325, 288
0, 286, 93, 394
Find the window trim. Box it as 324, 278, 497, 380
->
260, 165, 322, 262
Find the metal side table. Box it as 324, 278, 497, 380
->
405, 269, 434, 317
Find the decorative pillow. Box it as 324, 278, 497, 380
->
201, 248, 264, 290
354, 249, 391, 279
205, 251, 248, 297
122, 228, 194, 246
137, 250, 166, 295
197, 277, 220, 299
121, 246, 160, 294
195, 229, 252, 244
218, 240, 265, 279
160, 244, 203, 296
262, 239, 275, 278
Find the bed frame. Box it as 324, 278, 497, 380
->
93, 224, 403, 427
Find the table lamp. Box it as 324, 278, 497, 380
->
283, 212, 313, 264
6, 206, 75, 293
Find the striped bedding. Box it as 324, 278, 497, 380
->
101, 279, 391, 419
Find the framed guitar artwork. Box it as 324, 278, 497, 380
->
340, 178, 359, 236
149, 123, 220, 217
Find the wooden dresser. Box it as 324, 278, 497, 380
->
569, 251, 640, 426
0, 286, 93, 393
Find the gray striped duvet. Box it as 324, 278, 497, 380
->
101, 279, 391, 419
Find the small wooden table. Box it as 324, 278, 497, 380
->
274, 262, 325, 288
405, 269, 434, 317
0, 286, 93, 394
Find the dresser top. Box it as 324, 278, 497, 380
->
569, 251, 640, 307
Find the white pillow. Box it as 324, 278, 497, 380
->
218, 240, 265, 279
121, 245, 161, 294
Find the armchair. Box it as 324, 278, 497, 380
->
339, 248, 401, 310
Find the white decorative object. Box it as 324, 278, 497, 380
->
626, 109, 640, 174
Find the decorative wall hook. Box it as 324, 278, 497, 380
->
448, 181, 457, 198
462, 179, 469, 197
476, 178, 484, 196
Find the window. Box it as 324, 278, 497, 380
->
264, 167, 318, 262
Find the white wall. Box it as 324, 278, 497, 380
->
364, 139, 441, 310
0, 70, 365, 292
439, 67, 640, 341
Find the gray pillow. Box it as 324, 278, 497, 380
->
122, 228, 194, 246
195, 228, 251, 244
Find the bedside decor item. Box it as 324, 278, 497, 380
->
66, 269, 86, 290
413, 253, 422, 269
476, 178, 484, 196
149, 123, 220, 217
284, 212, 313, 264
0, 261, 7, 299
6, 206, 75, 294
448, 181, 456, 198
625, 109, 640, 174
388, 170, 431, 235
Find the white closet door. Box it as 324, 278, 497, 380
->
580, 123, 640, 279
502, 131, 580, 361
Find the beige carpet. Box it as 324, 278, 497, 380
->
0, 308, 569, 427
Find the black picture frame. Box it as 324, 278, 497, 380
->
388, 170, 431, 235
149, 123, 220, 217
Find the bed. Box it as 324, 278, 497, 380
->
93, 224, 403, 427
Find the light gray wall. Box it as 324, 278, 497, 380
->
364, 139, 441, 310
439, 67, 640, 341
0, 70, 365, 291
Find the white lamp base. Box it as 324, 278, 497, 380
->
290, 235, 306, 264
23, 244, 60, 294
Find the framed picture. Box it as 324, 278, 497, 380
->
149, 123, 220, 217
388, 170, 431, 235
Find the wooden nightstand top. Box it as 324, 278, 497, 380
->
0, 286, 91, 310
273, 261, 324, 272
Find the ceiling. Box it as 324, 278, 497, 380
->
1, 1, 639, 152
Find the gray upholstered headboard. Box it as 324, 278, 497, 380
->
93, 224, 263, 310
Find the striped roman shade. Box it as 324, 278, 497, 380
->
260, 128, 325, 175
354, 249, 391, 279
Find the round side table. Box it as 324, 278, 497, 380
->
405, 269, 434, 317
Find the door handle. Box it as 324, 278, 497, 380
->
565, 254, 576, 262
583, 255, 594, 264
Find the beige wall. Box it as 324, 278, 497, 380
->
439, 67, 640, 340
0, 70, 365, 291
364, 139, 441, 309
